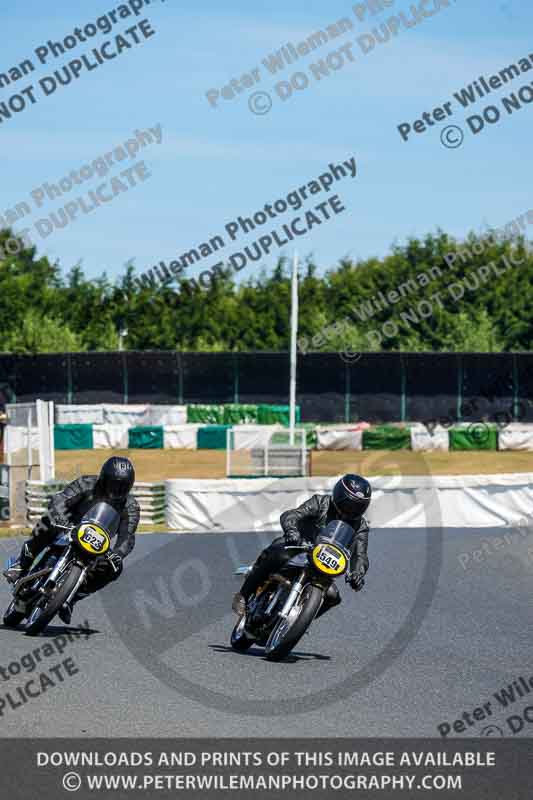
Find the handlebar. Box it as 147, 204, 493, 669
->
283, 543, 313, 552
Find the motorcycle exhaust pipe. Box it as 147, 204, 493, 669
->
12, 567, 52, 589
270, 574, 292, 588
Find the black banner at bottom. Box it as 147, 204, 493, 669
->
1, 739, 531, 799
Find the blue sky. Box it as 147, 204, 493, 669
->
0, 0, 531, 283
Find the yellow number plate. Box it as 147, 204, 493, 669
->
312, 544, 347, 576
77, 523, 110, 555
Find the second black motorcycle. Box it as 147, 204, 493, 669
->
3, 500, 120, 636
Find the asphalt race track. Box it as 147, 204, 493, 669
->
0, 527, 530, 738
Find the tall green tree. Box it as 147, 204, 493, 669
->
0, 226, 531, 353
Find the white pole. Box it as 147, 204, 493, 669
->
6, 425, 11, 467
36, 399, 51, 483
48, 401, 55, 479
289, 252, 299, 446
26, 408, 32, 479
36, 400, 43, 482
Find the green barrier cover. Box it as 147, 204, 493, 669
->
270, 424, 317, 448
301, 423, 318, 449
187, 405, 225, 424
197, 424, 232, 450
54, 424, 94, 451
128, 426, 164, 449
449, 425, 498, 451
296, 422, 318, 450
257, 405, 301, 426
222, 404, 259, 425
362, 425, 411, 451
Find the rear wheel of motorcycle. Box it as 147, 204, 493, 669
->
3, 600, 25, 628
230, 614, 254, 652
25, 565, 83, 636
265, 584, 323, 662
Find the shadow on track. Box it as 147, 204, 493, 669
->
209, 644, 331, 663
0, 623, 100, 638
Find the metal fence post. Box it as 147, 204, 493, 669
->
400, 355, 407, 422
122, 353, 128, 404
233, 352, 239, 404
512, 352, 519, 421
457, 354, 463, 422
345, 360, 350, 423
176, 351, 183, 405
66, 352, 73, 404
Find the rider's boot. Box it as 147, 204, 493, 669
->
315, 584, 342, 619
58, 600, 74, 625
3, 542, 35, 583
59, 589, 89, 625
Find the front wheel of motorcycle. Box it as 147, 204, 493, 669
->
3, 600, 25, 628
25, 564, 83, 636
265, 584, 323, 662
230, 614, 254, 652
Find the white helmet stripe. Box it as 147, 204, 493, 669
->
341, 478, 363, 498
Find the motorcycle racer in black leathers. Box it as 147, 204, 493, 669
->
232, 474, 372, 617
7, 456, 139, 624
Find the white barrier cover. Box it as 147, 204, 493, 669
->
56, 405, 104, 424
102, 404, 189, 426
316, 427, 363, 450
165, 474, 533, 532
101, 404, 148, 425
4, 426, 40, 454
93, 424, 129, 449
231, 425, 281, 450
163, 425, 201, 450
148, 405, 187, 426
498, 428, 533, 451
55, 404, 188, 427
5, 403, 37, 427
410, 425, 449, 452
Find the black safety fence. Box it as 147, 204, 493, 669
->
0, 351, 532, 423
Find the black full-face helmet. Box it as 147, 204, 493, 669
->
332, 474, 371, 520
98, 456, 135, 502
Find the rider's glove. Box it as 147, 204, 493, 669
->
284, 530, 302, 546
52, 513, 71, 529
347, 568, 366, 592
107, 552, 123, 576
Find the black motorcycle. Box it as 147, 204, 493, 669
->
3, 501, 120, 636
231, 520, 355, 661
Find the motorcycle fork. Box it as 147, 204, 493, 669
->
278, 570, 307, 620
43, 547, 73, 590
65, 566, 88, 605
